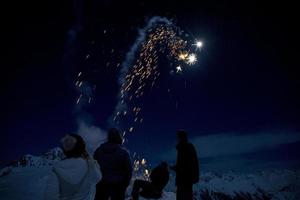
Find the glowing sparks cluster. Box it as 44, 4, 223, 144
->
113, 24, 204, 139
133, 157, 150, 180
111, 20, 204, 178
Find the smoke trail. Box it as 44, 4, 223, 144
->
62, 0, 106, 152
77, 120, 106, 153
111, 16, 173, 123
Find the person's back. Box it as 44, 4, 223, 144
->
94, 142, 131, 184
45, 158, 101, 200
130, 162, 169, 200
176, 141, 199, 186
171, 130, 199, 200
94, 128, 132, 200
150, 163, 169, 192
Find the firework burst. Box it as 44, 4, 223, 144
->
113, 21, 204, 130
110, 17, 204, 179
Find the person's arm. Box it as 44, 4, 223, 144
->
150, 166, 159, 182
88, 157, 102, 183
124, 151, 133, 186
94, 160, 102, 182
93, 148, 99, 160
190, 144, 199, 183
44, 170, 59, 200
170, 165, 177, 171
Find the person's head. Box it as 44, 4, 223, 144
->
160, 161, 168, 169
176, 130, 188, 143
60, 134, 88, 159
107, 128, 123, 145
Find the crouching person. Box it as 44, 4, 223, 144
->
131, 162, 169, 200
94, 128, 132, 200
44, 134, 101, 200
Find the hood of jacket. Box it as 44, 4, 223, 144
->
99, 142, 122, 154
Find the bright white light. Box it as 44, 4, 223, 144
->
176, 66, 182, 73
187, 53, 197, 65
194, 40, 203, 49
196, 41, 203, 47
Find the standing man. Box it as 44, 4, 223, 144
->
94, 128, 132, 200
171, 130, 199, 200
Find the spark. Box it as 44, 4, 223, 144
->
178, 52, 188, 60
194, 40, 203, 49
176, 66, 182, 73
129, 127, 134, 132
186, 53, 197, 65
76, 94, 82, 104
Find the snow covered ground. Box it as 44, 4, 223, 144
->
0, 148, 299, 200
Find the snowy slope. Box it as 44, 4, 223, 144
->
0, 148, 299, 200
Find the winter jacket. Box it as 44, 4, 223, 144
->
174, 142, 199, 186
93, 142, 132, 186
150, 165, 169, 191
44, 157, 101, 200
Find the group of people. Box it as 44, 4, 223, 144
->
44, 128, 199, 200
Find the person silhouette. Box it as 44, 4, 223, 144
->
44, 134, 101, 200
131, 162, 169, 200
171, 130, 199, 200
94, 128, 132, 200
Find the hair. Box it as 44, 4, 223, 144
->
160, 161, 168, 168
63, 134, 89, 159
107, 128, 123, 145
177, 130, 188, 143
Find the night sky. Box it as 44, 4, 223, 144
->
1, 0, 300, 171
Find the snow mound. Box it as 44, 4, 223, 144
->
0, 149, 300, 200
16, 147, 64, 168
126, 192, 176, 200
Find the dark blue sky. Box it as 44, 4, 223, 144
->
1, 0, 300, 170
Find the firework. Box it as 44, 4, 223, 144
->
194, 40, 203, 49
187, 53, 197, 65
108, 17, 204, 180
176, 66, 183, 73
113, 23, 203, 129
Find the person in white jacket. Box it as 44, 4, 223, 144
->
44, 134, 101, 200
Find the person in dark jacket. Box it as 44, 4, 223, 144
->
171, 130, 199, 200
131, 162, 169, 200
94, 128, 132, 200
